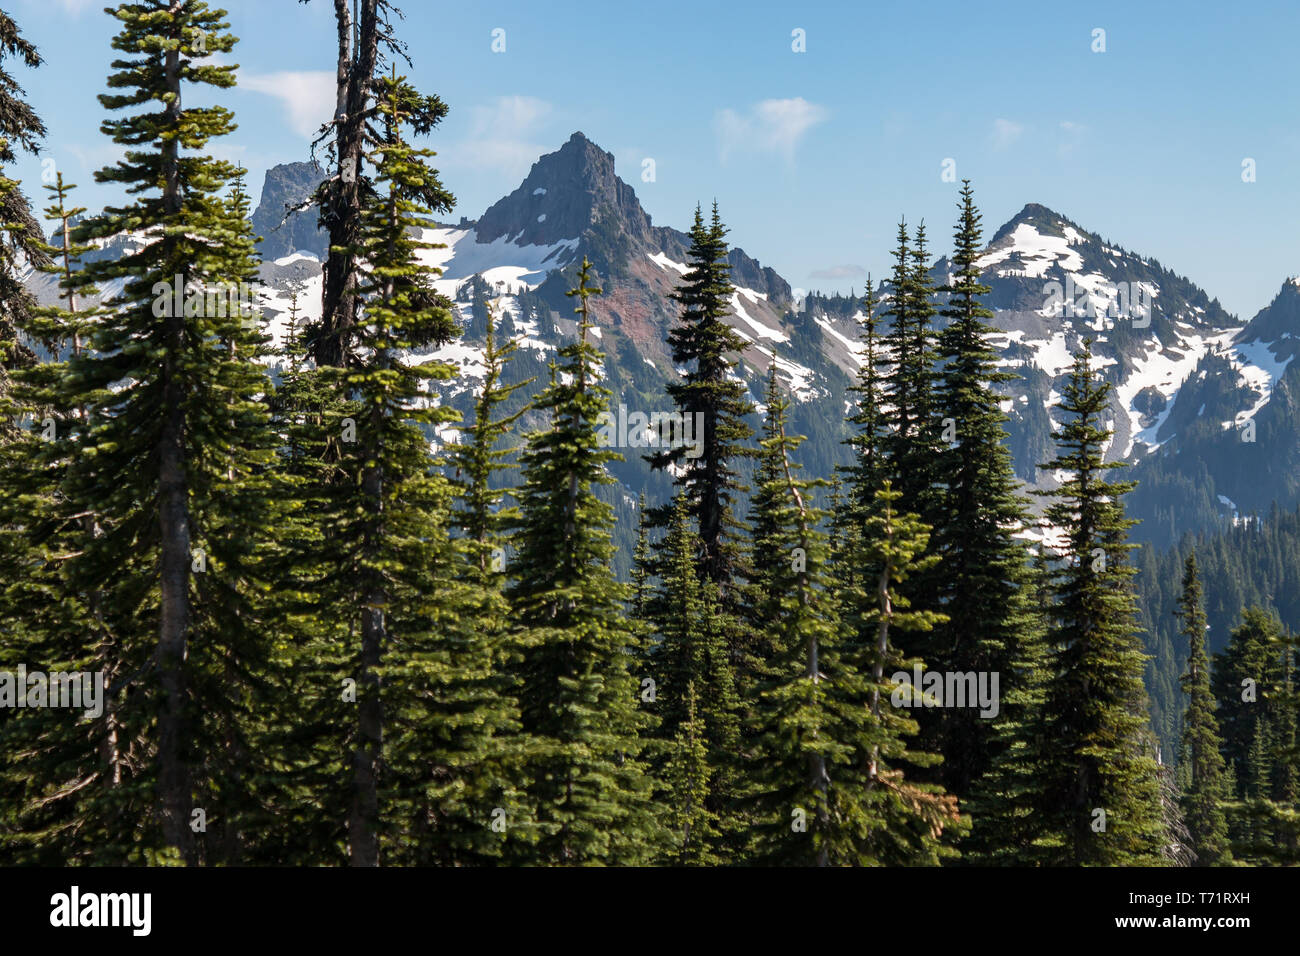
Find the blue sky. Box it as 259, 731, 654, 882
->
9, 0, 1300, 319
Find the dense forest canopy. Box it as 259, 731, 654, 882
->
0, 1, 1296, 867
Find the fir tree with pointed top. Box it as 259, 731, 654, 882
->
0, 8, 46, 432
842, 276, 885, 525
1174, 552, 1232, 865
881, 220, 942, 515
508, 256, 663, 864
925, 181, 1044, 807
1034, 339, 1167, 865
649, 202, 754, 607
0, 2, 284, 863
747, 381, 959, 865
630, 492, 652, 619
748, 367, 800, 665
449, 299, 530, 582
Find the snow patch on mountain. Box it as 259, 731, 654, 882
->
420, 227, 578, 295
1115, 327, 1240, 453
814, 314, 864, 366
647, 251, 687, 274
1224, 336, 1295, 426
730, 290, 787, 343
978, 223, 1085, 278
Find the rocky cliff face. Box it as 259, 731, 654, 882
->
196, 136, 1300, 550
250, 160, 328, 261
476, 132, 655, 249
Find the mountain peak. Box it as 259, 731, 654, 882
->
1237, 276, 1300, 355
990, 202, 1076, 244
250, 160, 327, 260
474, 131, 653, 247
1013, 201, 1063, 220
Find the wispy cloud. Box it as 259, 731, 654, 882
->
240, 70, 336, 138
443, 95, 554, 177
49, 0, 98, 15
809, 264, 866, 280
64, 142, 126, 175
992, 118, 1024, 150
1058, 120, 1087, 157
714, 97, 828, 164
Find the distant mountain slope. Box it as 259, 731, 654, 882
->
24, 130, 1300, 751
42, 133, 1300, 560
1136, 501, 1300, 759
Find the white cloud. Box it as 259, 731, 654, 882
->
50, 0, 97, 14
443, 95, 554, 177
992, 118, 1024, 150
714, 97, 828, 164
65, 142, 126, 174
1058, 120, 1087, 157
240, 70, 336, 138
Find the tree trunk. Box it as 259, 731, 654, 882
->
317, 0, 378, 367
156, 8, 194, 863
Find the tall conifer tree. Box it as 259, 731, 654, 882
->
928, 182, 1043, 803
1034, 340, 1166, 865
508, 257, 662, 864
748, 381, 958, 864
1174, 552, 1232, 865
0, 8, 45, 427
3, 2, 280, 863
649, 203, 754, 605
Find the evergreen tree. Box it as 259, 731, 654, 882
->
0, 8, 45, 428
508, 257, 662, 864
449, 299, 529, 580
881, 220, 941, 515
649, 202, 754, 605
1034, 339, 1167, 865
833, 280, 892, 785
747, 381, 958, 864
629, 492, 652, 619
1174, 552, 1232, 865
332, 71, 518, 865
665, 682, 723, 864
924, 182, 1043, 803
858, 481, 964, 864
1213, 608, 1288, 793
962, 548, 1054, 864
439, 298, 536, 862
2, 2, 281, 863
842, 276, 885, 524
1212, 607, 1299, 862
876, 221, 951, 778
645, 491, 739, 861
